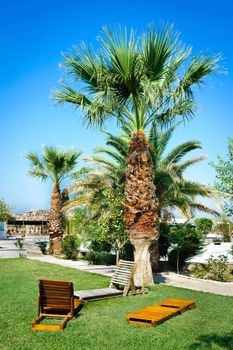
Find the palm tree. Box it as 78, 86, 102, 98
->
66, 125, 220, 270
87, 124, 219, 218
26, 145, 82, 254
54, 25, 219, 286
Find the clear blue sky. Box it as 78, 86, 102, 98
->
1, 0, 232, 214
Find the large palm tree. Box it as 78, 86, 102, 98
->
26, 145, 82, 254
86, 124, 220, 218
54, 25, 219, 286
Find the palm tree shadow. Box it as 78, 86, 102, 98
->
189, 332, 233, 350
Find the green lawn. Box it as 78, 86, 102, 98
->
0, 259, 233, 350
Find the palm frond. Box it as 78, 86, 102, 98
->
161, 141, 202, 167
176, 53, 221, 97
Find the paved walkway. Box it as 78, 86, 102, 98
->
28, 255, 116, 277
28, 255, 233, 296
155, 272, 233, 296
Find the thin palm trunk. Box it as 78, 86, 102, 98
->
49, 182, 63, 254
124, 130, 159, 287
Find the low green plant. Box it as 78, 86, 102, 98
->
14, 238, 24, 249
62, 235, 80, 260
86, 251, 116, 265
191, 264, 206, 279
37, 242, 48, 255
205, 255, 231, 282
14, 238, 26, 258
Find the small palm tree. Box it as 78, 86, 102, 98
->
26, 145, 82, 254
54, 25, 220, 286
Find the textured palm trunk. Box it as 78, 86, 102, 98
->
48, 182, 64, 255
124, 130, 159, 287
149, 241, 160, 272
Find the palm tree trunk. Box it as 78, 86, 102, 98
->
124, 130, 159, 287
149, 240, 160, 272
48, 182, 63, 255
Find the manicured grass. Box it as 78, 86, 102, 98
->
0, 259, 233, 350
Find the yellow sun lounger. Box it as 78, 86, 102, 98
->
126, 298, 196, 327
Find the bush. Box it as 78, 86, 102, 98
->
168, 224, 203, 272
62, 235, 80, 260
37, 241, 48, 255
205, 255, 231, 282
86, 251, 116, 265
194, 218, 213, 235
89, 240, 112, 253
121, 242, 134, 261
191, 264, 206, 279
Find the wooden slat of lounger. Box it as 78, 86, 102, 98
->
157, 299, 196, 311
127, 311, 174, 327
127, 306, 178, 319
75, 288, 123, 300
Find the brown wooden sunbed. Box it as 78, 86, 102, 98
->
74, 259, 135, 301
32, 279, 82, 331
126, 298, 196, 327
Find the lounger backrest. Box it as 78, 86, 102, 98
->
39, 279, 73, 311
110, 260, 135, 286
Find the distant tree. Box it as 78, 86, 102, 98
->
194, 218, 213, 235
168, 224, 203, 273
214, 217, 232, 242
0, 199, 14, 222
26, 145, 82, 254
83, 184, 127, 264
210, 137, 233, 217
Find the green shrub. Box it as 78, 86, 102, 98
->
121, 242, 134, 261
191, 264, 206, 279
168, 224, 203, 272
86, 251, 116, 265
62, 235, 80, 260
205, 255, 231, 282
194, 218, 213, 235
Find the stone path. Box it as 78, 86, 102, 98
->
28, 255, 233, 296
155, 272, 233, 296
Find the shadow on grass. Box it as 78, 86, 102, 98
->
189, 332, 233, 349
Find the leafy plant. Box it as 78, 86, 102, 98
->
205, 255, 231, 282
191, 264, 206, 279
14, 238, 25, 258
0, 198, 14, 222
37, 242, 48, 255
86, 251, 116, 265
194, 218, 213, 235
168, 224, 203, 273
62, 235, 80, 260
210, 137, 233, 216
214, 218, 232, 242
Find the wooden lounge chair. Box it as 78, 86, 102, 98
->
74, 259, 135, 302
32, 279, 82, 331
126, 298, 196, 327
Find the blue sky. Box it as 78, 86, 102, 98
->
0, 0, 232, 214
